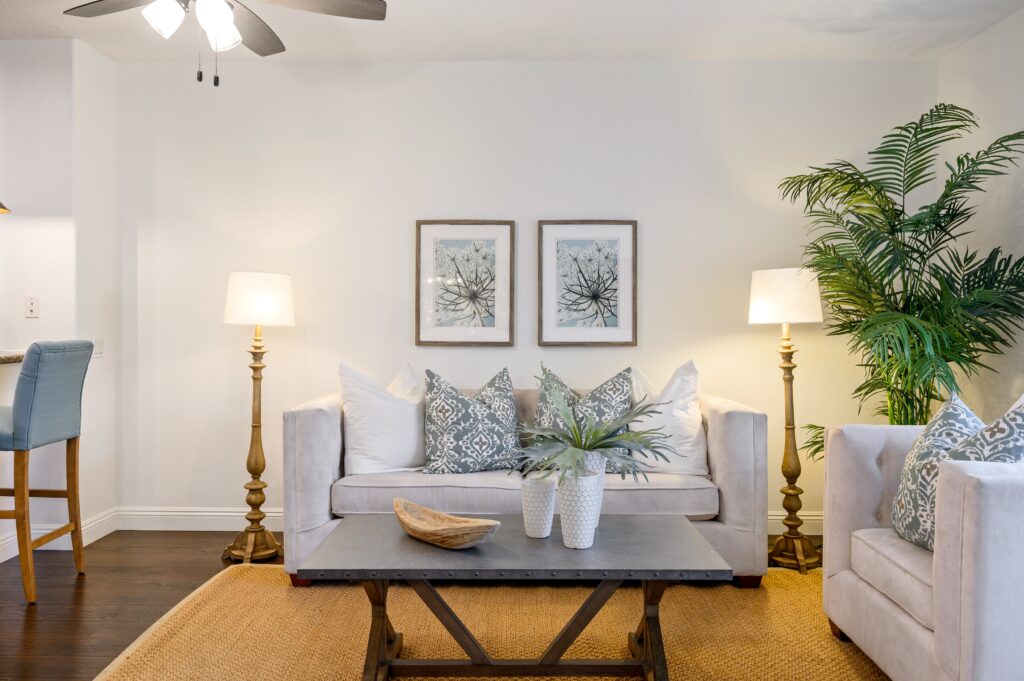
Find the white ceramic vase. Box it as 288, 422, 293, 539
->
558, 470, 604, 549
582, 451, 606, 527
521, 474, 557, 539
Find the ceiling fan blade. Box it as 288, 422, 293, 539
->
265, 0, 386, 21
64, 0, 152, 17
231, 0, 286, 56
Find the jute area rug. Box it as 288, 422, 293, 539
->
94, 565, 887, 681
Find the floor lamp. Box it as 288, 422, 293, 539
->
749, 268, 823, 573
222, 271, 294, 563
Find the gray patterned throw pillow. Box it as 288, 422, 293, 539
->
535, 366, 633, 473
424, 369, 518, 474
891, 394, 1024, 551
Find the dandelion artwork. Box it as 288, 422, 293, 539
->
539, 221, 637, 346
433, 239, 497, 327
555, 239, 620, 328
417, 220, 515, 346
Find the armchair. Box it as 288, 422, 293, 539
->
824, 424, 1024, 681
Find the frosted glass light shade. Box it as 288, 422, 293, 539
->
206, 22, 242, 52
223, 272, 295, 327
196, 0, 242, 51
142, 0, 185, 39
748, 268, 823, 325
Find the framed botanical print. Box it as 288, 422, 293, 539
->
538, 220, 637, 346
416, 220, 515, 346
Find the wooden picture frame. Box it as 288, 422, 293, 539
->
416, 220, 515, 346
538, 220, 637, 347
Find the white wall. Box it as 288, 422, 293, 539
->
939, 7, 1024, 421
0, 41, 78, 545
116, 60, 938, 532
72, 40, 121, 544
0, 40, 120, 562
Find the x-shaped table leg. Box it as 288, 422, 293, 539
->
628, 581, 670, 681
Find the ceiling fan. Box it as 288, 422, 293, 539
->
64, 0, 386, 58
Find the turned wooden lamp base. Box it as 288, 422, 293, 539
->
223, 528, 283, 563
770, 533, 821, 573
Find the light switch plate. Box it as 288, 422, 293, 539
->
92, 338, 104, 359
24, 296, 39, 319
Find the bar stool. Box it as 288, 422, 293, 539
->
0, 340, 93, 603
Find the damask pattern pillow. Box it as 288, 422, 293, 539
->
892, 395, 985, 551
535, 366, 633, 473
423, 368, 518, 474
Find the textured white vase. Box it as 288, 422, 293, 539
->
558, 470, 603, 549
521, 474, 557, 538
582, 451, 606, 527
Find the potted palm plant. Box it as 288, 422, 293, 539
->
518, 393, 674, 549
780, 104, 1024, 457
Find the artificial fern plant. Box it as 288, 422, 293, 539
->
780, 104, 1024, 458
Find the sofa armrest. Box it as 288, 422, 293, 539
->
283, 393, 343, 549
701, 395, 767, 538
823, 424, 921, 582
934, 461, 1024, 681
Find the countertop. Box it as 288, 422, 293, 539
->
0, 351, 25, 365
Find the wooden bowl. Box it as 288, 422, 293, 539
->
393, 498, 500, 550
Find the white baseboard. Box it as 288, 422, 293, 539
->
0, 506, 119, 564
117, 506, 282, 532
768, 511, 823, 536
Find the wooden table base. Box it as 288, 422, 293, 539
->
358, 579, 670, 680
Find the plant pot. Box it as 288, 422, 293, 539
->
582, 451, 606, 527
558, 470, 603, 549
521, 474, 557, 539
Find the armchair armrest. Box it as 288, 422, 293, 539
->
283, 393, 343, 552
823, 424, 921, 582
934, 461, 1024, 681
701, 394, 767, 538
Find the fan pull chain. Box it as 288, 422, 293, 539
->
214, 50, 220, 87
195, 15, 203, 83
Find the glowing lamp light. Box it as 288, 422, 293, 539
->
142, 0, 186, 39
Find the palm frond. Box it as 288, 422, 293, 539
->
782, 104, 1024, 434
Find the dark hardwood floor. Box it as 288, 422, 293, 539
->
0, 531, 271, 681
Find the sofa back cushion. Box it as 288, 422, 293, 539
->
340, 364, 426, 475
424, 369, 519, 474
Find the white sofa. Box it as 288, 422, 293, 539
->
824, 425, 1024, 681
282, 389, 767, 584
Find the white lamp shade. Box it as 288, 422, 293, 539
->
223, 272, 295, 327
748, 268, 823, 325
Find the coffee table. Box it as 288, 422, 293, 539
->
298, 513, 732, 680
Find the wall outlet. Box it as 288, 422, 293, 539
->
92, 338, 104, 359
24, 296, 39, 319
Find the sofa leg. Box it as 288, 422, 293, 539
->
828, 619, 851, 642
732, 575, 763, 589
289, 574, 313, 588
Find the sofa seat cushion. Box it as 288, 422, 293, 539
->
851, 527, 934, 630
331, 471, 719, 519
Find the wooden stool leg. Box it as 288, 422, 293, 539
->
14, 450, 37, 604
66, 437, 85, 574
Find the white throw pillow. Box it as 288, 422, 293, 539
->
631, 361, 709, 476
339, 363, 425, 475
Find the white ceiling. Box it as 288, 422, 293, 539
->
1, 0, 1022, 62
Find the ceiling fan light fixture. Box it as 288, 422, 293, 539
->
196, 0, 241, 52
196, 0, 233, 33
142, 0, 185, 39
206, 21, 242, 52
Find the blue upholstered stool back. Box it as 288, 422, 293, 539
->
9, 341, 93, 451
